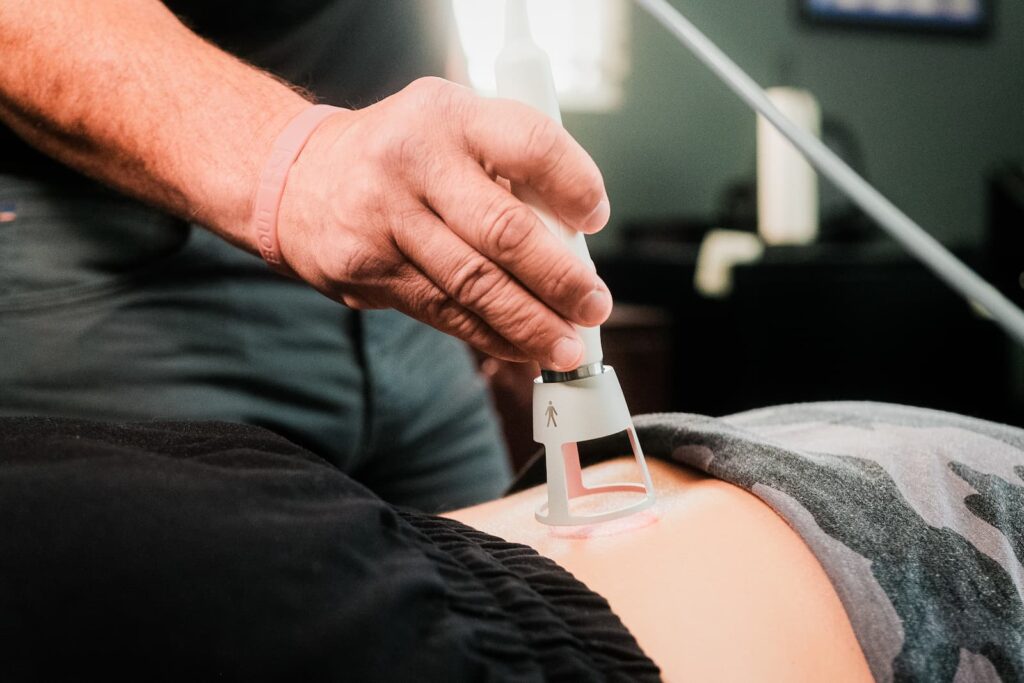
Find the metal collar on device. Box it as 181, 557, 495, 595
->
541, 361, 606, 384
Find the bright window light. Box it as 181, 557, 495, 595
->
452, 0, 631, 112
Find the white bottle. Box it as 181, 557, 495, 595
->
757, 87, 822, 246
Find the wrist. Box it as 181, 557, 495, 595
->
249, 103, 346, 275
202, 89, 311, 251
272, 106, 364, 280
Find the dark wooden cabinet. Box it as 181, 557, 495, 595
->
597, 240, 1022, 428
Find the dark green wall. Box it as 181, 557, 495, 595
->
565, 0, 1024, 253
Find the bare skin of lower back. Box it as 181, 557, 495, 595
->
448, 458, 873, 682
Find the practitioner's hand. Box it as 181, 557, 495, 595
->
277, 77, 613, 370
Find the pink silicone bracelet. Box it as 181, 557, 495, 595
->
252, 104, 341, 274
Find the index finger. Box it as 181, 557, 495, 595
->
422, 161, 612, 330
459, 98, 611, 235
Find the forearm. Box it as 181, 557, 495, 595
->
0, 0, 310, 250
0, 0, 615, 368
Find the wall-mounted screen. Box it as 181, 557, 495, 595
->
801, 0, 992, 36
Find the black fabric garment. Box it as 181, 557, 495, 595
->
167, 0, 448, 107
0, 417, 660, 682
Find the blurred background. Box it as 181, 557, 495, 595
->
451, 0, 1024, 464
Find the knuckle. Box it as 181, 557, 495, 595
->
540, 262, 580, 302
420, 290, 453, 323
407, 76, 451, 96
504, 310, 543, 346
395, 271, 447, 321
449, 256, 502, 310
424, 294, 483, 341
374, 129, 426, 177
520, 118, 605, 213
405, 77, 462, 115
391, 205, 425, 239
485, 293, 548, 345
571, 168, 606, 212
384, 79, 467, 177
479, 198, 533, 256
522, 117, 563, 167
448, 309, 485, 342
337, 247, 395, 285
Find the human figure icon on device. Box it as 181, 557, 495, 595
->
545, 402, 558, 428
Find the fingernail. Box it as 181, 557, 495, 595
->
584, 199, 611, 232
551, 336, 583, 370
577, 289, 612, 325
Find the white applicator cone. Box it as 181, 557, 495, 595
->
496, 0, 655, 526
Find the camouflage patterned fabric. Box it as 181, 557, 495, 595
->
633, 402, 1024, 683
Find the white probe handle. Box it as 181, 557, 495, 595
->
497, 0, 604, 367
514, 187, 605, 367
